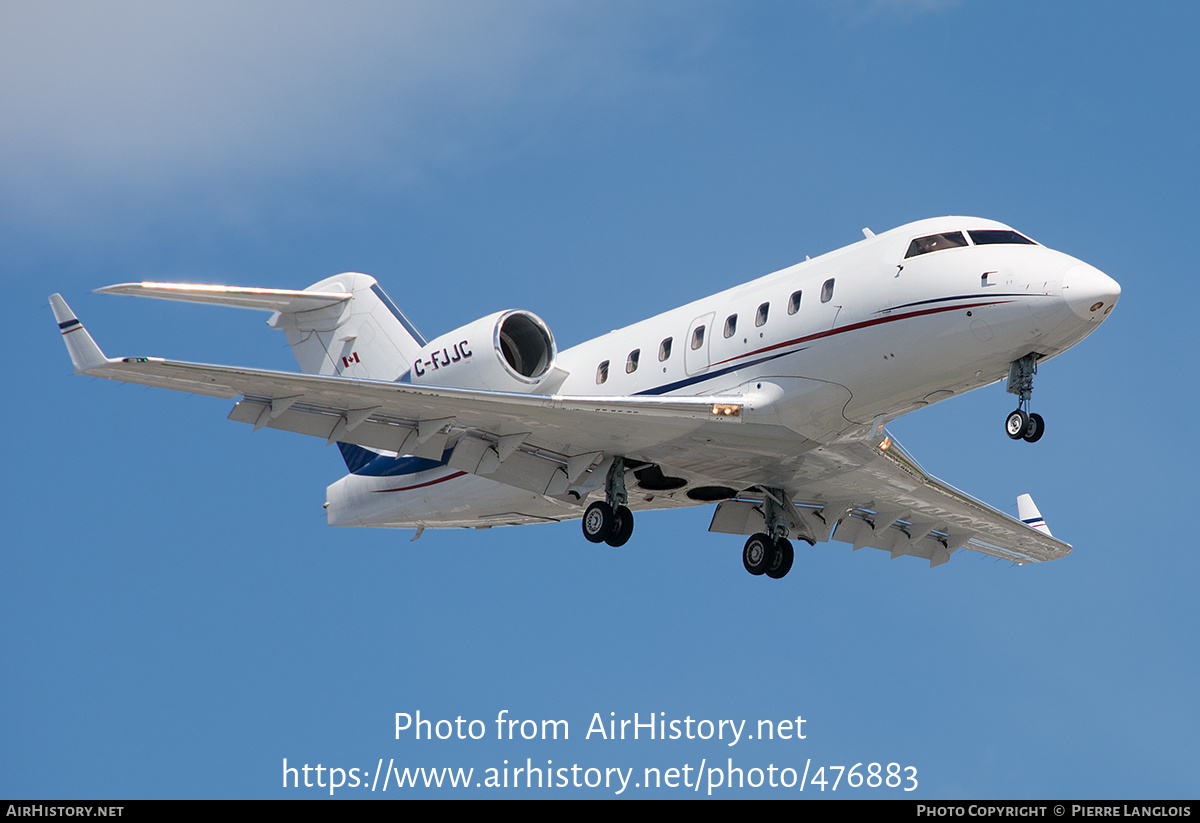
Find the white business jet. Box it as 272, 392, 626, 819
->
51, 216, 1119, 579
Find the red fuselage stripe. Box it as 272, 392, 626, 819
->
372, 471, 468, 494
709, 299, 1014, 368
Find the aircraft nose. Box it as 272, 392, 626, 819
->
1062, 263, 1120, 322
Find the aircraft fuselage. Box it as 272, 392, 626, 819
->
327, 216, 1119, 529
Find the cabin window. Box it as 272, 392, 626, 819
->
596, 360, 609, 384
821, 278, 835, 303
724, 314, 737, 338
755, 302, 769, 327
626, 349, 640, 374
968, 229, 1036, 246
904, 231, 968, 259
787, 291, 802, 315
690, 325, 705, 350
659, 337, 672, 361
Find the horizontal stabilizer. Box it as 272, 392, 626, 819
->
49, 294, 110, 372
96, 282, 351, 313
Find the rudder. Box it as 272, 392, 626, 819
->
269, 273, 426, 381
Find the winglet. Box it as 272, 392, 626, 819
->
1016, 493, 1052, 536
49, 294, 110, 373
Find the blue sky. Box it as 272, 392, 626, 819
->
4, 0, 1197, 798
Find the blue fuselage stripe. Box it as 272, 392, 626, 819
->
634, 348, 802, 396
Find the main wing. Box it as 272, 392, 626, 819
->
49, 293, 751, 494
706, 437, 1070, 566
50, 294, 1070, 567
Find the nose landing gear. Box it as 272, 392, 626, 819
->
1005, 354, 1045, 443
1005, 409, 1044, 442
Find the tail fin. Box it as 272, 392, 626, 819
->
97, 273, 426, 381
1016, 493, 1052, 536
267, 273, 426, 380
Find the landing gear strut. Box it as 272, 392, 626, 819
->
581, 457, 634, 547
1005, 353, 1045, 443
743, 488, 794, 579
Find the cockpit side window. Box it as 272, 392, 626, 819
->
904, 231, 968, 259
968, 229, 1036, 246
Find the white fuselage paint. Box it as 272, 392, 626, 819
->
325, 216, 1119, 529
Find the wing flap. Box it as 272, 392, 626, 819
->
82, 354, 742, 449
705, 439, 1070, 565
78, 348, 750, 502
229, 398, 573, 495
228, 398, 426, 453
809, 440, 1071, 564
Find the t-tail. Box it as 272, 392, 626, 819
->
97, 273, 426, 380
93, 274, 429, 471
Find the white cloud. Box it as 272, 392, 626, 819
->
0, 1, 707, 217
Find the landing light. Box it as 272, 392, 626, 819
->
1090, 301, 1104, 312
879, 436, 893, 451
711, 404, 741, 417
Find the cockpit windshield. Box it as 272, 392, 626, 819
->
967, 229, 1036, 246
904, 231, 967, 259
904, 228, 1038, 259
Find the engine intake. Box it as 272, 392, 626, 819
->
407, 310, 557, 393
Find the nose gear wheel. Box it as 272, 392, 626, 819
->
1005, 354, 1045, 443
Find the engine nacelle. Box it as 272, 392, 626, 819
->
407, 310, 557, 393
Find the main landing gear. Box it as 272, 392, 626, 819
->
743, 533, 794, 579
1005, 353, 1045, 443
742, 488, 795, 580
581, 457, 635, 547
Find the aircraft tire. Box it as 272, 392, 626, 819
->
583, 501, 615, 543
605, 505, 634, 547
1005, 409, 1028, 440
1023, 412, 1045, 443
742, 533, 776, 576
766, 538, 794, 579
